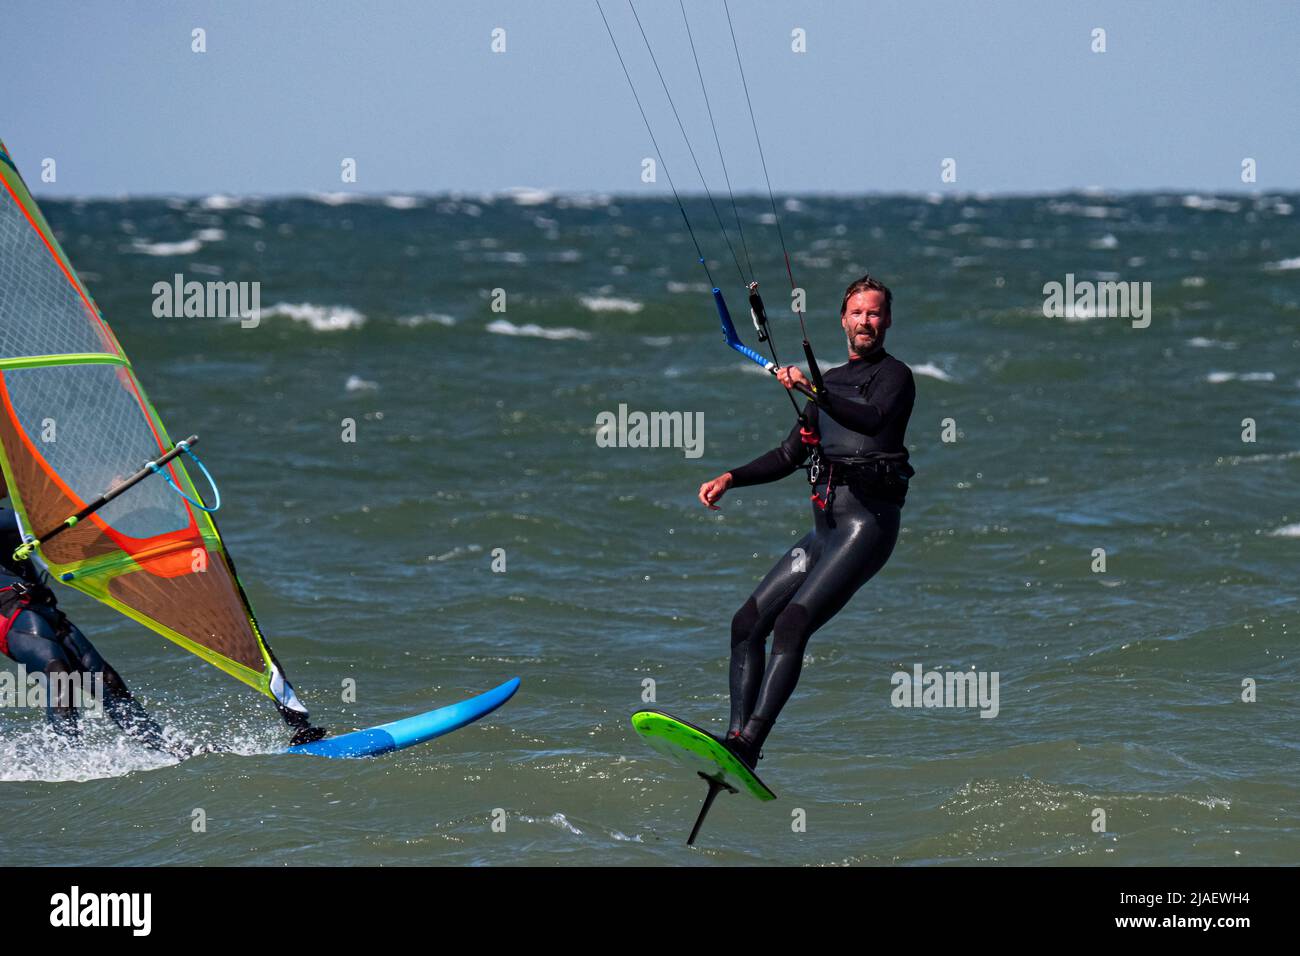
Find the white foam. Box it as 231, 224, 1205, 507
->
505, 187, 553, 206
397, 312, 456, 327
0, 723, 177, 783
486, 319, 591, 341
130, 237, 202, 256
311, 191, 363, 206
200, 194, 240, 210
1047, 201, 1120, 219
913, 362, 955, 382
427, 544, 485, 562
1218, 449, 1300, 465
580, 296, 643, 314
261, 302, 366, 332
1206, 371, 1274, 384
1181, 195, 1241, 213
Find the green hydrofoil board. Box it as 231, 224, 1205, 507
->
632, 710, 776, 802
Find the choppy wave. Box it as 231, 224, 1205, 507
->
261, 301, 366, 331
913, 362, 956, 382
581, 296, 643, 314
486, 319, 591, 340
129, 237, 204, 256
1205, 371, 1275, 384
397, 312, 457, 327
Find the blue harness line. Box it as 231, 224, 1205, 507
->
149, 440, 221, 513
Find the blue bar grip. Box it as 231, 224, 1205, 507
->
713, 288, 775, 372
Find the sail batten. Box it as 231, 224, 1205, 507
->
0, 137, 281, 703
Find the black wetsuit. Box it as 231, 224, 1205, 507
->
724, 348, 915, 761
0, 506, 169, 747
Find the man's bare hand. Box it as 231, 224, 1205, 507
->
775, 365, 811, 392
698, 473, 734, 510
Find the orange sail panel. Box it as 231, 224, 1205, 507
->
0, 138, 280, 698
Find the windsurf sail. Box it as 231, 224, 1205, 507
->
0, 138, 309, 723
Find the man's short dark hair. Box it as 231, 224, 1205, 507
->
840, 274, 892, 317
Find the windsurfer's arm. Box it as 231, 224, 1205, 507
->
819, 364, 915, 435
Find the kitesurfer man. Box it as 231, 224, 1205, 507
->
696, 275, 915, 768
0, 499, 177, 753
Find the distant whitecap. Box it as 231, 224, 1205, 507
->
345, 375, 379, 392
1206, 371, 1274, 384
200, 194, 240, 210
261, 302, 366, 331
397, 312, 456, 327
486, 319, 592, 341
912, 362, 955, 382
1181, 195, 1241, 213
580, 296, 643, 314
505, 187, 553, 206
129, 237, 203, 256
311, 192, 362, 206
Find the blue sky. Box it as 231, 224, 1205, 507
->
4, 0, 1297, 196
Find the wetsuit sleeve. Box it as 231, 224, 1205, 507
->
726, 402, 816, 487
820, 363, 915, 435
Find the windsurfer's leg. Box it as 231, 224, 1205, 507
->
54, 621, 172, 751
736, 499, 901, 760
4, 612, 80, 737
727, 530, 817, 735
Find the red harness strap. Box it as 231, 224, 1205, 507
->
0, 584, 35, 658
0, 611, 21, 657
800, 424, 834, 511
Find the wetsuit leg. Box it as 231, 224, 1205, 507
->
4, 611, 81, 738
56, 621, 169, 749
738, 496, 901, 754
728, 529, 818, 735
3, 608, 169, 749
